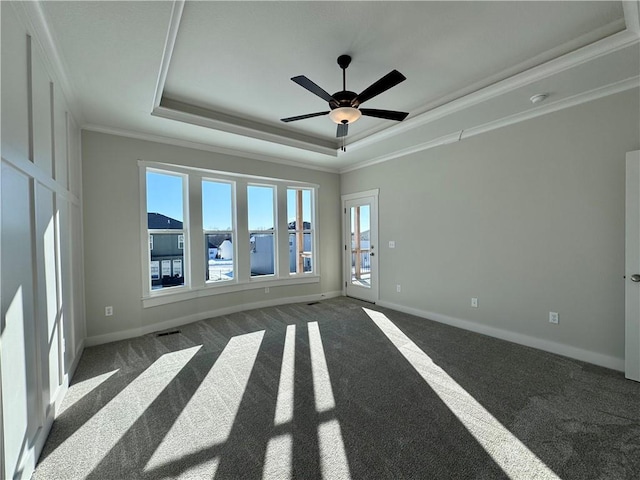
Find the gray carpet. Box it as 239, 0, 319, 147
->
33, 297, 640, 479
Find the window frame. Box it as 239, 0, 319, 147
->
143, 168, 189, 295
138, 161, 320, 307
247, 183, 277, 279
288, 187, 315, 275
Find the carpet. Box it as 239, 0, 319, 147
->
32, 297, 640, 479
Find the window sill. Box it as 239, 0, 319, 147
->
142, 275, 320, 308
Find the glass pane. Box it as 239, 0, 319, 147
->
350, 205, 371, 287
147, 171, 183, 229
202, 180, 232, 231
289, 232, 313, 274
248, 185, 274, 231
149, 233, 185, 290
205, 233, 234, 282
287, 188, 312, 229
250, 233, 275, 276
302, 189, 312, 225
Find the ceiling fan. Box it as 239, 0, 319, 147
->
281, 55, 409, 146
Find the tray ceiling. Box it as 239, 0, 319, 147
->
36, 1, 638, 171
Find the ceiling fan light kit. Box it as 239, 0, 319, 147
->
329, 106, 362, 125
281, 54, 409, 149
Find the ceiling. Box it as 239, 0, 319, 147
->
36, 1, 640, 172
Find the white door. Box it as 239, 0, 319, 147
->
625, 150, 640, 382
343, 191, 378, 303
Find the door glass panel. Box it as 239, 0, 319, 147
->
350, 205, 371, 287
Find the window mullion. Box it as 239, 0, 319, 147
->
276, 184, 289, 278
188, 174, 204, 289
235, 180, 250, 282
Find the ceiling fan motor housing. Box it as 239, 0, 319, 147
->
330, 90, 359, 109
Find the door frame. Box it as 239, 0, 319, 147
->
625, 150, 640, 381
342, 189, 379, 303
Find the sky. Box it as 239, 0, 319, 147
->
147, 171, 183, 221
351, 205, 370, 234
147, 171, 313, 231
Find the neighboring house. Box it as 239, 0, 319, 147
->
250, 234, 275, 275
148, 213, 184, 288
217, 239, 233, 259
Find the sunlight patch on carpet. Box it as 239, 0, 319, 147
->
308, 322, 352, 480
50, 345, 202, 477
308, 322, 336, 413
60, 369, 119, 413
144, 330, 264, 474
262, 433, 292, 480
363, 307, 560, 480
274, 324, 296, 426
318, 419, 351, 480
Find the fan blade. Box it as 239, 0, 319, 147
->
281, 111, 330, 123
360, 108, 409, 121
355, 70, 406, 105
337, 123, 348, 138
291, 76, 335, 103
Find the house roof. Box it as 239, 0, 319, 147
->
148, 213, 183, 230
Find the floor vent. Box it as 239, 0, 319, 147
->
156, 329, 181, 337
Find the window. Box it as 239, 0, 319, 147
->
141, 162, 318, 305
248, 185, 276, 277
203, 179, 234, 283
288, 188, 314, 274
146, 170, 186, 291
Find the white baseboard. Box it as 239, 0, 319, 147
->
376, 300, 624, 371
85, 291, 342, 347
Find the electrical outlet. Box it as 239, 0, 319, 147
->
471, 298, 478, 308
389, 241, 396, 248
265, 287, 269, 294
396, 284, 401, 293
105, 306, 113, 316
549, 312, 559, 324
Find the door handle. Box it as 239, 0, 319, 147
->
632, 274, 640, 282
370, 253, 375, 257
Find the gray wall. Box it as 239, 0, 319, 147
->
342, 89, 640, 366
82, 131, 342, 341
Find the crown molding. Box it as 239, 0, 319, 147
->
82, 124, 340, 174
152, 0, 185, 111
340, 76, 639, 174
458, 76, 639, 142
347, 28, 639, 154
11, 1, 85, 126
340, 132, 462, 174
